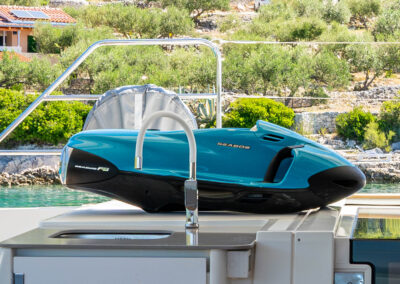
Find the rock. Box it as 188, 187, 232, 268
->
196, 19, 217, 31
346, 139, 357, 148
392, 142, 400, 151
237, 3, 246, 11
0, 156, 59, 174
365, 148, 384, 155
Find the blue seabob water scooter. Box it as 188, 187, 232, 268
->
60, 117, 365, 213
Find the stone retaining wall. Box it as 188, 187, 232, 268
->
293, 111, 341, 134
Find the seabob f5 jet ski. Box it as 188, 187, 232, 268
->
60, 120, 365, 213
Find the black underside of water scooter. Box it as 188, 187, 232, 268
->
66, 149, 365, 213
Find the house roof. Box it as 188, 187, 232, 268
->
0, 51, 31, 62
0, 6, 76, 29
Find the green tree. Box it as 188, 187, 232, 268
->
77, 4, 193, 38
161, 0, 230, 20
345, 43, 400, 90
2, 0, 48, 5
159, 6, 194, 37
256, 0, 296, 23
34, 23, 81, 54
249, 45, 292, 95
312, 50, 351, 88
293, 0, 324, 18
323, 1, 351, 24
373, 1, 400, 40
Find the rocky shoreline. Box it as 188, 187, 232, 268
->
0, 156, 397, 187
0, 167, 60, 186
0, 154, 60, 186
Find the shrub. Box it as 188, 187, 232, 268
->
379, 100, 400, 138
288, 17, 326, 41
223, 98, 295, 128
363, 121, 394, 151
218, 14, 240, 33
273, 17, 326, 41
0, 89, 92, 145
336, 107, 375, 141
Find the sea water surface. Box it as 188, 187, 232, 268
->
0, 183, 398, 208
0, 185, 109, 208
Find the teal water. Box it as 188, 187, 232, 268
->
0, 183, 398, 208
360, 183, 400, 194
0, 185, 110, 208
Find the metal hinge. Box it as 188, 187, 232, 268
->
335, 272, 364, 284
13, 273, 24, 284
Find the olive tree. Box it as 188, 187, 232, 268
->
161, 0, 230, 20
345, 43, 400, 90
0, 52, 58, 91
373, 1, 400, 40
78, 4, 193, 38
2, 0, 48, 5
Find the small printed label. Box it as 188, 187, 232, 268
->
75, 165, 110, 172
217, 142, 251, 150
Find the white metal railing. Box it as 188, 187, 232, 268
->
0, 38, 222, 156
